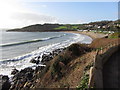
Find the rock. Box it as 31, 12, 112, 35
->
0, 75, 3, 90
10, 48, 66, 90
12, 67, 34, 81
30, 58, 40, 64
104, 36, 108, 38
34, 66, 45, 73
20, 67, 34, 74
30, 58, 36, 63
30, 48, 65, 63
36, 60, 40, 64
26, 72, 33, 80
2, 75, 9, 82
10, 67, 34, 90
42, 53, 53, 62
11, 69, 19, 75
1, 75, 11, 90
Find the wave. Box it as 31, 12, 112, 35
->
0, 33, 92, 76
0, 34, 66, 47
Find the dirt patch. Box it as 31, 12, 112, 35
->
90, 38, 120, 48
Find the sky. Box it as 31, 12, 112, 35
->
0, 0, 119, 29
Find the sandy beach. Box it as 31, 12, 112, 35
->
61, 31, 107, 40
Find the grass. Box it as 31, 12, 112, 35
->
84, 62, 94, 71
50, 43, 92, 79
77, 73, 89, 90
108, 32, 120, 38
77, 62, 94, 89
54, 26, 68, 30
50, 60, 62, 79
54, 25, 79, 30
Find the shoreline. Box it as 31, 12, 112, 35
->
0, 31, 110, 89
61, 31, 107, 40
0, 31, 105, 74
1, 31, 92, 76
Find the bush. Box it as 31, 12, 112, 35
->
51, 60, 62, 78
68, 43, 92, 56
77, 74, 89, 90
58, 55, 71, 65
68, 44, 81, 56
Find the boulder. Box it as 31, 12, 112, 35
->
30, 58, 40, 64
2, 75, 11, 90
11, 69, 19, 75
34, 66, 45, 73
30, 58, 36, 63
42, 53, 53, 62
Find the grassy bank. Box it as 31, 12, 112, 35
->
10, 31, 120, 89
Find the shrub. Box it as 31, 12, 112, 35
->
77, 74, 89, 90
50, 60, 62, 78
58, 55, 70, 65
68, 43, 92, 56
68, 44, 81, 56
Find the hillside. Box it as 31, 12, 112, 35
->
7, 19, 120, 32
8, 24, 60, 32
8, 24, 76, 32
1, 30, 120, 89
8, 36, 120, 89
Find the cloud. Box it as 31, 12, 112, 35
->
10, 12, 59, 27
12, 12, 58, 23
41, 5, 47, 8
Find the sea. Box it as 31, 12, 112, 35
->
0, 30, 92, 76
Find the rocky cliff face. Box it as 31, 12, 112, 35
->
9, 44, 92, 89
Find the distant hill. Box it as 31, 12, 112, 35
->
8, 24, 62, 32
7, 19, 120, 32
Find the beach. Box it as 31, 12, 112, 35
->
61, 31, 107, 39
1, 30, 119, 89
0, 31, 93, 76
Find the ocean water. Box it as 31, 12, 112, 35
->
0, 31, 92, 76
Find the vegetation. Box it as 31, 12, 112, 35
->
51, 60, 62, 79
8, 19, 120, 33
84, 62, 94, 71
108, 32, 120, 38
54, 24, 79, 30
68, 44, 92, 56
77, 62, 94, 89
89, 21, 112, 26
77, 73, 89, 89
54, 26, 68, 30
50, 43, 92, 80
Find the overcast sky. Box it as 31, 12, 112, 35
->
0, 0, 119, 29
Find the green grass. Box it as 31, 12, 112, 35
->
54, 26, 68, 30
54, 25, 79, 30
77, 74, 89, 90
108, 32, 120, 38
